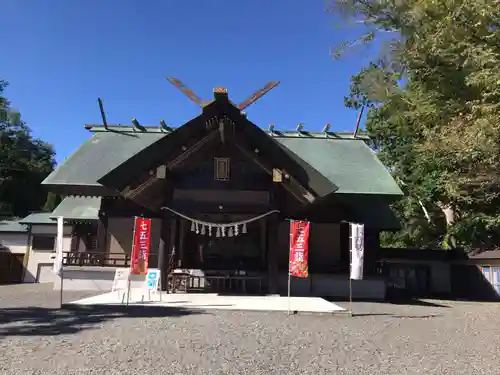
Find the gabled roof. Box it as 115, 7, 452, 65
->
42, 125, 402, 198
42, 130, 165, 195
19, 213, 55, 225
50, 196, 101, 221
0, 220, 28, 233
275, 137, 402, 195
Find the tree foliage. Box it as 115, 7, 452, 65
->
331, 0, 500, 250
0, 80, 56, 217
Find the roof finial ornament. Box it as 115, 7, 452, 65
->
131, 118, 146, 132
166, 77, 280, 114
322, 123, 330, 137
97, 98, 109, 130
237, 81, 280, 111
296, 123, 304, 133
166, 77, 208, 107
353, 106, 365, 138
214, 86, 228, 94
160, 120, 173, 132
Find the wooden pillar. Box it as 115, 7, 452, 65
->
96, 216, 108, 266
178, 219, 186, 268
170, 217, 178, 268
259, 219, 267, 269
267, 215, 279, 294
364, 228, 380, 276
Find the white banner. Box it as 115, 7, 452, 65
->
349, 223, 364, 280
53, 216, 64, 275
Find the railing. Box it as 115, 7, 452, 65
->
167, 272, 266, 295
63, 251, 158, 268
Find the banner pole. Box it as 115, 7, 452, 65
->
159, 271, 163, 302
287, 270, 291, 315
126, 273, 131, 306
348, 222, 353, 317
287, 221, 292, 315
349, 276, 353, 317
60, 256, 64, 308
55, 216, 64, 309
127, 216, 138, 306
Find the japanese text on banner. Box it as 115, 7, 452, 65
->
130, 217, 152, 275
289, 220, 310, 278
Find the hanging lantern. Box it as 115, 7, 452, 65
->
234, 224, 239, 236
191, 221, 196, 232
201, 225, 206, 235
216, 227, 221, 237
242, 223, 247, 234
208, 225, 213, 236
195, 223, 200, 234
228, 227, 233, 237
222, 226, 226, 237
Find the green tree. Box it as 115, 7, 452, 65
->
0, 80, 56, 217
331, 0, 500, 250
43, 192, 62, 212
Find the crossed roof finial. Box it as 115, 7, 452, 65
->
166, 77, 280, 112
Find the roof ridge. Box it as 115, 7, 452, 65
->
85, 125, 370, 140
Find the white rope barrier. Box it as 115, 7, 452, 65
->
161, 206, 280, 227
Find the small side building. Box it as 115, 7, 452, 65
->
20, 213, 72, 284
0, 220, 29, 284
0, 213, 72, 284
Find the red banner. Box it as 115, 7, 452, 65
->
289, 220, 310, 278
130, 217, 152, 275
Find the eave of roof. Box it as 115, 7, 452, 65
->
19, 213, 55, 225
42, 130, 166, 189
0, 220, 28, 233
50, 196, 101, 221
42, 119, 401, 197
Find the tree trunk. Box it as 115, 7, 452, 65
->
438, 202, 456, 248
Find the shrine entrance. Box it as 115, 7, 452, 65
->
164, 209, 277, 295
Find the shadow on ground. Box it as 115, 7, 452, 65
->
0, 304, 203, 338
324, 296, 451, 308
351, 312, 443, 318
385, 298, 450, 308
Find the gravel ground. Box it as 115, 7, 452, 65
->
0, 284, 499, 375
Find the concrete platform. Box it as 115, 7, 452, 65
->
69, 290, 346, 314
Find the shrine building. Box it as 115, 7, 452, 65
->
40, 82, 403, 299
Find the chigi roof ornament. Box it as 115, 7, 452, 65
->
90, 78, 280, 132
166, 77, 280, 113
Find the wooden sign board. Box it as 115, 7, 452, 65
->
272, 168, 282, 182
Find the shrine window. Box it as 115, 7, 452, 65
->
214, 157, 230, 181
32, 235, 55, 251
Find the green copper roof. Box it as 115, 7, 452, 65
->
42, 130, 166, 188
275, 137, 402, 196
19, 213, 55, 225
43, 126, 402, 197
0, 220, 28, 233
50, 196, 101, 221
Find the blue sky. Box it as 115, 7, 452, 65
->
1, 0, 379, 163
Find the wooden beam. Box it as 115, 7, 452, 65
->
167, 131, 218, 170
233, 142, 316, 205
237, 81, 280, 111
